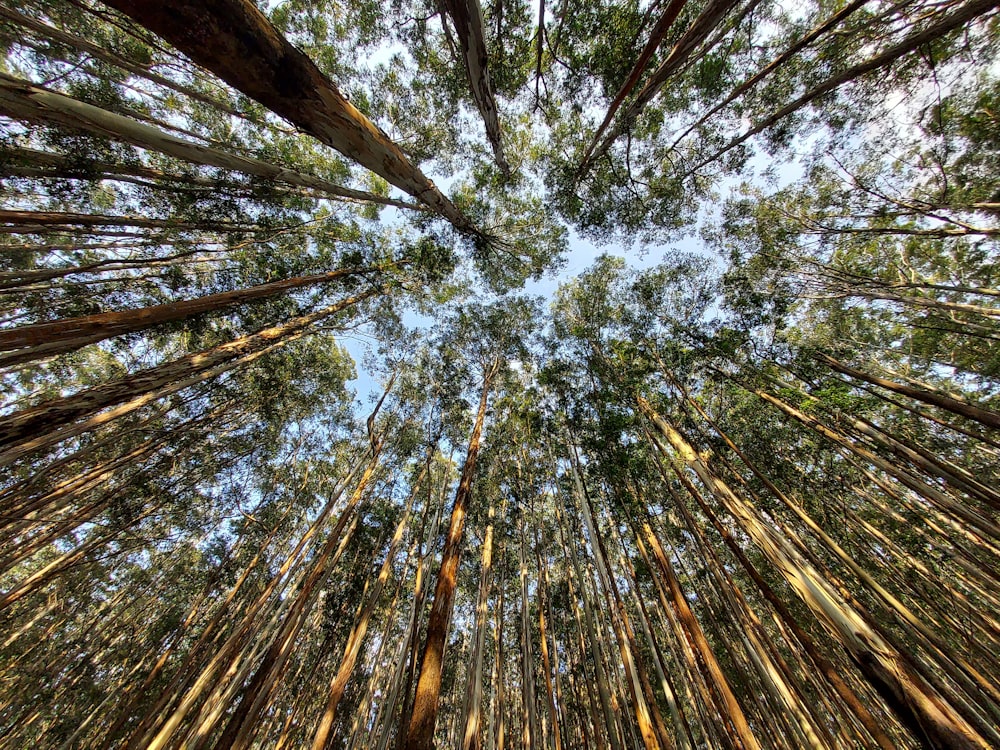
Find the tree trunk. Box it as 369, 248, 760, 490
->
0, 6, 242, 116
640, 519, 761, 750
517, 509, 539, 750
665, 0, 871, 151
310, 461, 428, 749
638, 395, 992, 750
211, 447, 381, 750
461, 498, 495, 750
440, 0, 510, 174
0, 288, 377, 467
815, 352, 1000, 430
557, 495, 622, 750
404, 359, 499, 750
581, 0, 738, 175
533, 521, 563, 750
0, 77, 422, 210
0, 208, 257, 234
685, 0, 1000, 176
569, 447, 672, 750
577, 0, 689, 171
0, 265, 384, 367
98, 0, 475, 232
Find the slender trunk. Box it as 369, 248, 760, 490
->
494, 564, 506, 750
620, 521, 693, 750
533, 522, 563, 750
558, 496, 622, 750
638, 396, 992, 750
640, 518, 760, 750
685, 0, 1000, 176
815, 352, 1000, 430
822, 286, 1000, 319
0, 5, 242, 115
0, 264, 384, 367
461, 498, 496, 750
666, 0, 870, 151
577, 0, 689, 170
310, 460, 428, 749
517, 510, 539, 749
568, 449, 665, 750
210, 447, 381, 750
0, 208, 257, 233
532, 0, 545, 106
743, 381, 1000, 546
440, 0, 510, 174
99, 0, 475, 232
404, 360, 499, 750
394, 482, 446, 750
0, 75, 422, 210
0, 288, 377, 467
581, 0, 738, 175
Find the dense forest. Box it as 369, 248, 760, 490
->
1, 0, 999, 748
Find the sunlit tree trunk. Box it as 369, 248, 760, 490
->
440, 0, 510, 174
517, 508, 539, 749
405, 359, 500, 749
0, 265, 384, 367
98, 0, 475, 232
639, 517, 760, 750
685, 0, 1000, 175
310, 459, 428, 749
638, 395, 993, 750
0, 75, 420, 210
461, 498, 495, 750
0, 288, 377, 467
815, 353, 1000, 430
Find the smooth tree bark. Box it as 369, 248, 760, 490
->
0, 288, 379, 467
532, 521, 563, 750
404, 358, 501, 750
98, 0, 476, 232
576, 0, 689, 171
740, 380, 1000, 545
685, 380, 1000, 725
310, 460, 428, 750
460, 498, 496, 750
639, 518, 761, 750
0, 209, 258, 234
211, 441, 384, 750
683, 0, 1000, 176
0, 75, 423, 210
579, 0, 739, 177
440, 0, 511, 175
557, 496, 623, 750
569, 447, 672, 750
638, 395, 993, 750
517, 509, 539, 749
815, 352, 1000, 430
0, 264, 389, 367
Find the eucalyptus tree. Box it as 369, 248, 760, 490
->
544, 0, 1000, 241
2, 0, 999, 748
545, 250, 1000, 749
405, 296, 539, 750
97, 0, 477, 233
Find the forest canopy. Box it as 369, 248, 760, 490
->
1, 0, 999, 748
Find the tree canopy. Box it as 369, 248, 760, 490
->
1, 0, 999, 748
